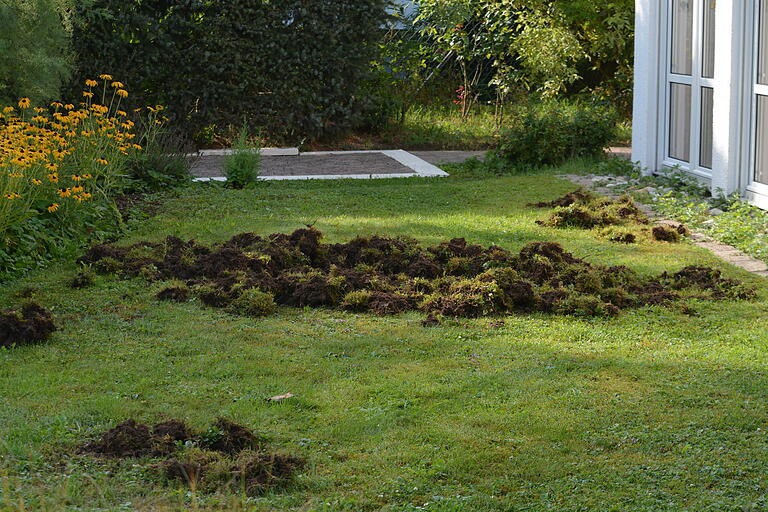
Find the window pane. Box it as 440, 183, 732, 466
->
670, 83, 692, 162
671, 0, 693, 75
756, 96, 768, 184
760, 0, 768, 85
702, 0, 716, 78
700, 87, 714, 169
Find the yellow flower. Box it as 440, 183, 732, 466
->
47, 203, 60, 213
57, 188, 71, 198
116, 110, 127, 117
132, 144, 143, 150
48, 173, 59, 183
116, 89, 129, 98
85, 79, 98, 87
51, 102, 63, 109
96, 158, 109, 165
71, 174, 82, 181
33, 107, 46, 114
18, 98, 30, 109
2, 106, 14, 114
31, 178, 42, 185
99, 74, 113, 80
83, 92, 94, 98
72, 185, 84, 194
31, 116, 48, 123
64, 104, 74, 110
111, 81, 125, 89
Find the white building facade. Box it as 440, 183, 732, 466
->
633, 0, 768, 209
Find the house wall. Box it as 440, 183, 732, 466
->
632, 0, 766, 207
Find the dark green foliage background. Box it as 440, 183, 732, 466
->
71, 0, 388, 141
0, 0, 72, 106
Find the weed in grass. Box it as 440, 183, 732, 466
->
79, 228, 754, 319
0, 303, 56, 348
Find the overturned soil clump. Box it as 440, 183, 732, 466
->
0, 303, 56, 348
80, 228, 755, 318
81, 418, 304, 496
534, 189, 689, 244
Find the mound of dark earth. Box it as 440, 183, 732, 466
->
81, 418, 303, 496
79, 228, 755, 318
0, 303, 56, 348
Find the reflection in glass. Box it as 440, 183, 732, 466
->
671, 0, 693, 75
756, 96, 768, 184
670, 83, 692, 162
702, 1, 716, 78
700, 88, 714, 169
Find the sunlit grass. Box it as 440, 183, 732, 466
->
1, 162, 767, 511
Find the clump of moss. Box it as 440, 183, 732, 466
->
81, 228, 756, 320
530, 188, 596, 208
162, 448, 305, 496
599, 227, 638, 244
652, 223, 690, 243
0, 303, 57, 348
94, 257, 123, 274
228, 289, 277, 317
157, 283, 191, 303
81, 417, 304, 496
69, 270, 96, 289
341, 290, 372, 312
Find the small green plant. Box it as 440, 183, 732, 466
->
224, 123, 261, 189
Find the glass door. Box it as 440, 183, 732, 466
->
663, 0, 716, 175
749, 0, 768, 199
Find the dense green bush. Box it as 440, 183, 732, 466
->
493, 102, 617, 168
71, 0, 387, 142
0, 0, 72, 105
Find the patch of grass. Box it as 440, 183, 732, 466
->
0, 163, 767, 511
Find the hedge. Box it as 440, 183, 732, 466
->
72, 0, 388, 141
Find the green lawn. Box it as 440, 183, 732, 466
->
1, 164, 767, 511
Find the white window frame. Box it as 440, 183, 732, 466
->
744, 0, 768, 208
658, 0, 716, 180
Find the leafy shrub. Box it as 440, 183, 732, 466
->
225, 124, 261, 189
71, 0, 388, 142
0, 0, 72, 106
493, 101, 617, 169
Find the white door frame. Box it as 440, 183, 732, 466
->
744, 0, 768, 208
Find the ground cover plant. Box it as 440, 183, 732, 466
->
79, 227, 753, 320
1, 164, 767, 511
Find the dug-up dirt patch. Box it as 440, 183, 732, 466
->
80, 418, 304, 496
79, 228, 756, 321
0, 302, 56, 348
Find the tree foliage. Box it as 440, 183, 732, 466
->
415, 0, 634, 110
0, 0, 73, 105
